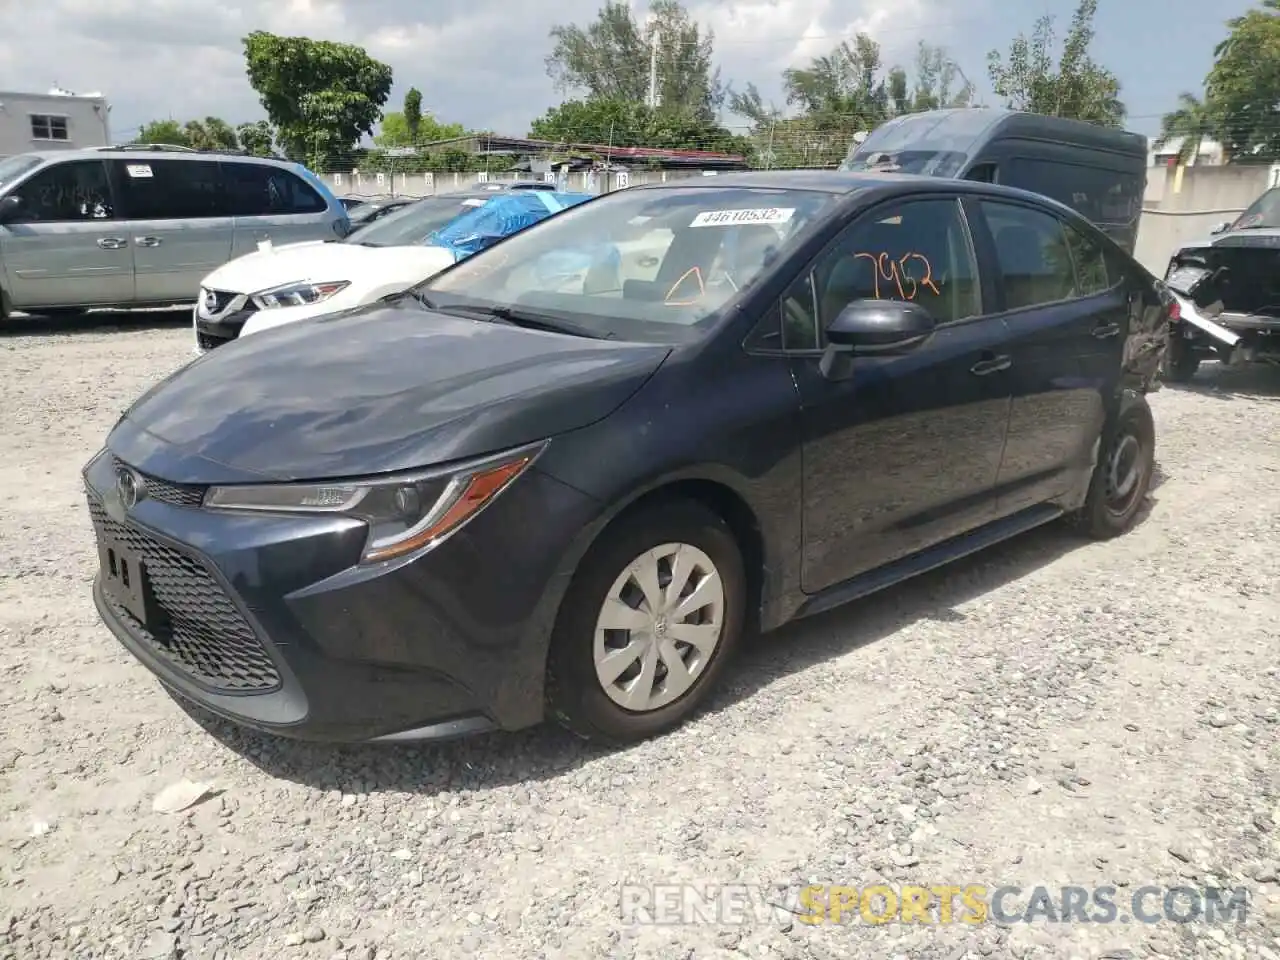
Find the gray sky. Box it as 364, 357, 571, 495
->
0, 0, 1256, 145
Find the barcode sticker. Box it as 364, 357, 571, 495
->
690, 207, 795, 228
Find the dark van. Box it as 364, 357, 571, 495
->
841, 108, 1148, 254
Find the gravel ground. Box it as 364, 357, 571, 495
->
1, 312, 1279, 960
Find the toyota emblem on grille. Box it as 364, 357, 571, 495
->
202, 289, 219, 314
116, 466, 144, 509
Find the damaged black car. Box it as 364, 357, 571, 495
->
1162, 185, 1280, 381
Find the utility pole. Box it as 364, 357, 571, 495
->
647, 29, 659, 109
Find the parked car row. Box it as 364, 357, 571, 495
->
193, 188, 593, 350
83, 163, 1172, 749
0, 145, 586, 325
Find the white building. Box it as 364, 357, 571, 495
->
0, 87, 111, 158
1148, 136, 1225, 167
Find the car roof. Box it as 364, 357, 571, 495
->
631, 169, 1090, 215
23, 145, 305, 171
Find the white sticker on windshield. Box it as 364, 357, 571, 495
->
125, 164, 153, 178
690, 207, 795, 228
462, 198, 487, 207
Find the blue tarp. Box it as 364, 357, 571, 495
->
425, 191, 594, 261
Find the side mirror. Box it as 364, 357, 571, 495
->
0, 195, 22, 224
820, 299, 936, 381
1210, 220, 1231, 235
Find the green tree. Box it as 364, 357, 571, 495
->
546, 0, 725, 122
183, 117, 240, 151
909, 42, 975, 112
403, 87, 423, 142
242, 31, 393, 167
1206, 1, 1280, 160
986, 0, 1125, 126
135, 119, 190, 146
1154, 92, 1222, 164
375, 110, 467, 148
529, 97, 748, 156
236, 121, 275, 157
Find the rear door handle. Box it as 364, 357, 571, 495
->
970, 352, 1012, 376
135, 236, 162, 247
1092, 321, 1121, 339
97, 237, 127, 249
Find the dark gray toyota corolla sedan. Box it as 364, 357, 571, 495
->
84, 171, 1170, 746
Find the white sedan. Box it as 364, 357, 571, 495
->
191, 189, 591, 352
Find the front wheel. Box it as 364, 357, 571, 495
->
546, 500, 746, 745
1071, 396, 1156, 539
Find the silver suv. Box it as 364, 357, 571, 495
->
0, 146, 350, 319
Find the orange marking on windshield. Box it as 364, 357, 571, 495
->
664, 266, 705, 305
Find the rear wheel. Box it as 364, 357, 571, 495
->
546, 500, 746, 745
1071, 397, 1155, 539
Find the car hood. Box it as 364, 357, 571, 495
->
110, 304, 671, 483
201, 240, 458, 295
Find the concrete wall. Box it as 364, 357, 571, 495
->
0, 92, 111, 158
1133, 164, 1275, 274
320, 164, 1280, 278
317, 167, 717, 199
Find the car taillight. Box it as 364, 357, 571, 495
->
1167, 297, 1181, 321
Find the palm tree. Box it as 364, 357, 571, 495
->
1154, 92, 1220, 164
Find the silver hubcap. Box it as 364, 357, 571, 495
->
593, 542, 725, 713
1106, 433, 1143, 513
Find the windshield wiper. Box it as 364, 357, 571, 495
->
446, 303, 613, 340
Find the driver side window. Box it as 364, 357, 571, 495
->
786, 198, 980, 348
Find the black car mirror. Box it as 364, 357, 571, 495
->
819, 299, 936, 381
827, 299, 936, 351
0, 195, 23, 224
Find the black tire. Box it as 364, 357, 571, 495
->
1161, 334, 1200, 383
1071, 395, 1156, 540
546, 499, 747, 745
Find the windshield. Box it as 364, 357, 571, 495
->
841, 110, 998, 176
1229, 188, 1280, 230
344, 194, 488, 246
0, 155, 43, 190
419, 185, 838, 342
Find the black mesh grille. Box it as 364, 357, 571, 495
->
197, 330, 233, 351
110, 456, 207, 507
87, 495, 282, 693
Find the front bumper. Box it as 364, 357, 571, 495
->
82, 446, 601, 742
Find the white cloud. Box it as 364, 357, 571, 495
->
0, 0, 960, 145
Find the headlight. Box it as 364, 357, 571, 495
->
202, 443, 544, 563
251, 280, 350, 310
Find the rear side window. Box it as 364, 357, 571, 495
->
8, 160, 115, 222
978, 201, 1076, 311
224, 163, 327, 217
113, 159, 226, 219
1063, 224, 1111, 296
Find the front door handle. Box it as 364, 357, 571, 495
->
135, 236, 162, 247
97, 237, 127, 250
970, 352, 1012, 376
1092, 321, 1121, 339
